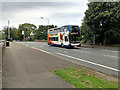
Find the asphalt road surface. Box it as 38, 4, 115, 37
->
16, 42, 119, 77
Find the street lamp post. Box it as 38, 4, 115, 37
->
8, 20, 10, 40
40, 17, 49, 29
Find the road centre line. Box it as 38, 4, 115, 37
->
102, 49, 118, 53
56, 52, 120, 72
103, 54, 119, 59
73, 50, 90, 54
73, 49, 118, 59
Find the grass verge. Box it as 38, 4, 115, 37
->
54, 67, 119, 88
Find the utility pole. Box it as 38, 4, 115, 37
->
93, 34, 95, 45
8, 20, 10, 40
92, 25, 95, 48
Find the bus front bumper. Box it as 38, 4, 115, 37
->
69, 43, 81, 47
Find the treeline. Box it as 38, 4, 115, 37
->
2, 23, 57, 41
81, 2, 120, 45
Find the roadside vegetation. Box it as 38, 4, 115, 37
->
54, 67, 119, 88
2, 23, 57, 41
81, 2, 120, 46
1, 2, 120, 46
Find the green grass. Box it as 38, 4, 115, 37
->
54, 67, 119, 88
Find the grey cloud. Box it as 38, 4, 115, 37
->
2, 2, 80, 12
53, 12, 83, 18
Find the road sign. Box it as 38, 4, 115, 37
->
22, 31, 24, 35
30, 32, 34, 36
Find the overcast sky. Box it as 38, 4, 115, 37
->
0, 0, 89, 30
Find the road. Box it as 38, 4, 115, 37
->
16, 42, 119, 77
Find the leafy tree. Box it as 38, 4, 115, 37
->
81, 2, 120, 45
34, 25, 57, 40
18, 23, 37, 40
2, 26, 18, 40
2, 23, 57, 41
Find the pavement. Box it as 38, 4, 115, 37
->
2, 42, 84, 88
0, 42, 4, 89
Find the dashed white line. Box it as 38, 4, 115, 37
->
73, 50, 90, 54
102, 49, 118, 53
103, 54, 119, 59
57, 52, 120, 72
73, 49, 118, 59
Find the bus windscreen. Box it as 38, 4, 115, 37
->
69, 26, 80, 33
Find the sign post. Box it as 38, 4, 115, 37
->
22, 31, 25, 41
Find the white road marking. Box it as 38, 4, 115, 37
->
6, 47, 11, 48
57, 52, 120, 72
74, 49, 118, 59
81, 47, 90, 50
103, 54, 119, 59
73, 50, 90, 54
102, 49, 118, 53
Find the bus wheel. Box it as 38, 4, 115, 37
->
61, 43, 64, 48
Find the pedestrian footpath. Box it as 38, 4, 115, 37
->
2, 42, 81, 88
0, 42, 5, 89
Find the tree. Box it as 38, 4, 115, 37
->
18, 23, 37, 40
33, 25, 57, 40
2, 26, 19, 40
81, 2, 120, 45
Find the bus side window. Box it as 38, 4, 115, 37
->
55, 37, 58, 41
61, 27, 64, 32
50, 30, 52, 34
49, 37, 51, 41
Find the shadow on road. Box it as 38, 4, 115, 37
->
49, 45, 81, 50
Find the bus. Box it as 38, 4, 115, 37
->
47, 25, 81, 48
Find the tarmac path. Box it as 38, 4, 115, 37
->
2, 42, 82, 88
